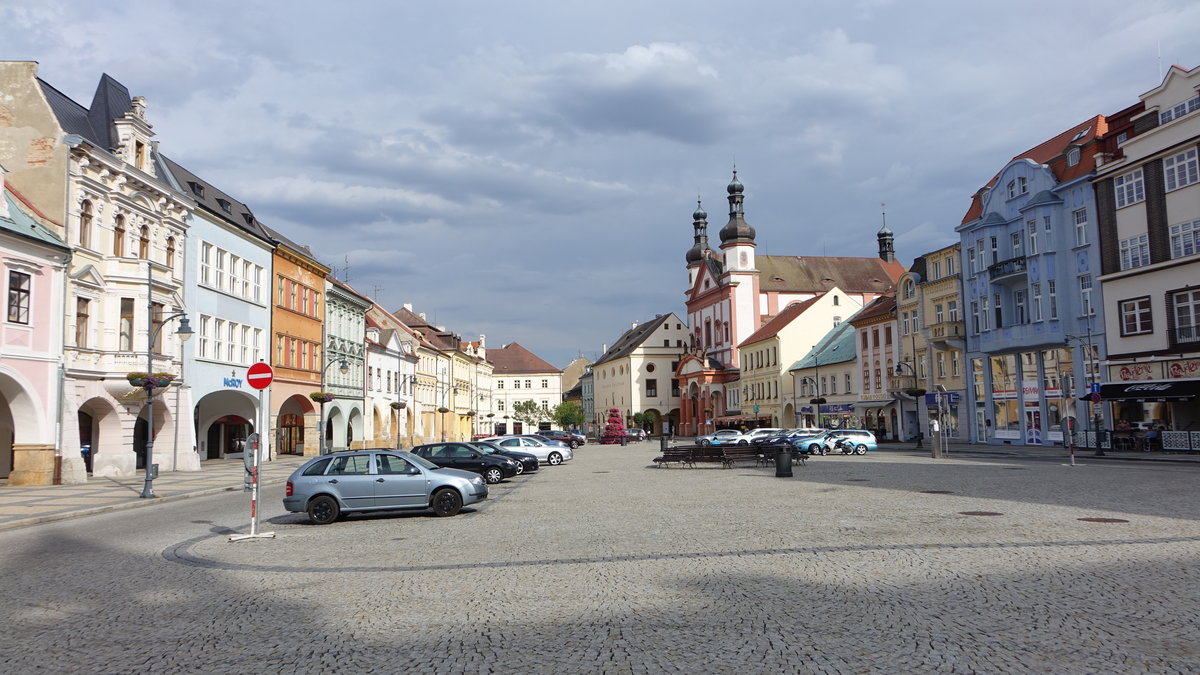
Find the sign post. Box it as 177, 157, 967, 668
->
231, 362, 276, 542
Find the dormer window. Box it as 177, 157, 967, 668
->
1006, 177, 1028, 199
189, 182, 204, 198
134, 141, 146, 170
1067, 147, 1080, 167
1160, 95, 1200, 125
217, 199, 231, 213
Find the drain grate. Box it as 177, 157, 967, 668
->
592, 471, 610, 474
844, 478, 870, 482
921, 490, 955, 494
1003, 467, 1026, 470
959, 511, 1003, 516
1078, 517, 1129, 523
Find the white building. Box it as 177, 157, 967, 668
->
489, 342, 563, 435
591, 314, 688, 435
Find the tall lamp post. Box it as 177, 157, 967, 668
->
139, 312, 194, 499
1065, 329, 1103, 456
317, 358, 350, 455
895, 361, 925, 452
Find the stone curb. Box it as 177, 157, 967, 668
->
0, 478, 288, 533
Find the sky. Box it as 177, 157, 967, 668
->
4, 1, 1199, 368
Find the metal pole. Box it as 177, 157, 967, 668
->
141, 262, 156, 498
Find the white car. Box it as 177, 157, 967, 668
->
698, 428, 786, 446
481, 436, 573, 465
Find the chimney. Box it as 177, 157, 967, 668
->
601, 343, 608, 354
631, 322, 638, 330
479, 334, 486, 349
403, 303, 414, 312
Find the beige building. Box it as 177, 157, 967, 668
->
1094, 64, 1200, 440
592, 314, 688, 435
895, 244, 966, 440
737, 289, 861, 428
490, 342, 562, 435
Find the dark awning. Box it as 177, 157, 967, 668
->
1100, 380, 1200, 401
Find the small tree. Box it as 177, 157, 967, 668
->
600, 407, 626, 445
552, 401, 585, 430
511, 400, 548, 430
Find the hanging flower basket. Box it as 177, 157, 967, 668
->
127, 372, 175, 389
390, 401, 407, 410
904, 388, 927, 397
703, 408, 713, 414
486, 413, 495, 418
437, 406, 451, 414
466, 410, 477, 417
310, 392, 335, 404
810, 397, 827, 405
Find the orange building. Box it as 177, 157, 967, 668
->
264, 227, 330, 456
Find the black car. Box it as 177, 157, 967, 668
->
538, 429, 585, 448
412, 442, 520, 484
470, 441, 539, 474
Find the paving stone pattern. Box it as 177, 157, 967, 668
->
2, 448, 1199, 673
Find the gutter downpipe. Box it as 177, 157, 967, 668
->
56, 134, 85, 484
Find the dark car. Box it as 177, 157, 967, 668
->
412, 442, 520, 484
538, 429, 585, 448
470, 441, 539, 474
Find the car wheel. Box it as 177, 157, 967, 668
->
548, 452, 563, 466
808, 444, 821, 454
855, 445, 868, 455
431, 488, 463, 517
483, 467, 504, 484
570, 441, 580, 449
307, 495, 340, 525
513, 462, 524, 475
739, 439, 748, 445
699, 439, 711, 447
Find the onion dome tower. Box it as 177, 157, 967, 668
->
718, 169, 756, 245
686, 199, 711, 286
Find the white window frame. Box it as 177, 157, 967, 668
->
1028, 221, 1038, 255
1031, 283, 1043, 322
200, 242, 212, 287
1175, 290, 1200, 343
1170, 219, 1200, 259
1120, 297, 1152, 336
1079, 275, 1094, 317
1115, 168, 1145, 208
1073, 209, 1088, 246
1119, 233, 1150, 270
1048, 280, 1058, 319
1164, 148, 1199, 192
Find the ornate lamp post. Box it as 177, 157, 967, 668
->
314, 358, 350, 455
895, 361, 925, 452
133, 312, 193, 499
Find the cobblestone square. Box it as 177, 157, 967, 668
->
2, 446, 1199, 673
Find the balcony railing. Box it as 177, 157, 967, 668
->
987, 255, 1027, 280
887, 374, 916, 392
928, 321, 964, 339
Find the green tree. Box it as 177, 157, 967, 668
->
511, 399, 548, 429
552, 401, 585, 429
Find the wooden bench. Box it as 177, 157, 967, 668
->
652, 446, 695, 467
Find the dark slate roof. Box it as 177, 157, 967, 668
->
392, 306, 461, 351
849, 293, 896, 323
592, 314, 673, 367
489, 342, 562, 374
757, 255, 904, 294
37, 74, 134, 151
788, 317, 859, 371
161, 156, 274, 244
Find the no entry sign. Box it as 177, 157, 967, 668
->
247, 362, 274, 390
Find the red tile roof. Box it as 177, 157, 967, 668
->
738, 295, 821, 347
849, 293, 896, 324
488, 342, 561, 374
758, 255, 905, 292
961, 115, 1108, 224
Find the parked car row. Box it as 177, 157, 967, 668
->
283, 434, 576, 525
536, 429, 587, 448
788, 429, 878, 455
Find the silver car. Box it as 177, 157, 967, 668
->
283, 449, 487, 525
481, 435, 573, 465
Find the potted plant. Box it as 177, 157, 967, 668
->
127, 372, 175, 389
437, 406, 451, 414
904, 388, 927, 397
309, 392, 335, 404
390, 401, 406, 410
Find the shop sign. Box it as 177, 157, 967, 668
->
1168, 359, 1200, 380
1021, 381, 1040, 399
924, 392, 961, 407
1117, 363, 1157, 381
223, 377, 244, 388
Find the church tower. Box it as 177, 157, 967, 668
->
685, 199, 711, 287
719, 169, 756, 272
877, 222, 895, 263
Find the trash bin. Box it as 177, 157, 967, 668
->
620, 435, 628, 447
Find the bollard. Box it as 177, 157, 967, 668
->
775, 446, 793, 477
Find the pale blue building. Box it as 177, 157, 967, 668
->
957, 118, 1108, 445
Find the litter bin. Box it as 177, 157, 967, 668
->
620, 435, 628, 447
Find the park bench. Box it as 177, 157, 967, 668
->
652, 446, 694, 467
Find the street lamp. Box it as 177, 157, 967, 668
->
139, 312, 193, 499
1065, 329, 1103, 456
318, 358, 350, 455
895, 361, 923, 451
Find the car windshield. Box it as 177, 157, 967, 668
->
470, 443, 502, 455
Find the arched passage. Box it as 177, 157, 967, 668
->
0, 369, 46, 480
347, 406, 364, 450
326, 407, 345, 453
133, 398, 173, 470
276, 394, 316, 456
81, 396, 129, 477
194, 389, 257, 460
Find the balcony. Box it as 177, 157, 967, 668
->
987, 255, 1027, 283
887, 374, 916, 393
928, 320, 966, 349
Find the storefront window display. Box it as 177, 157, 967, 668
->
991, 354, 1020, 439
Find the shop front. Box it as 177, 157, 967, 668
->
923, 391, 963, 440
854, 400, 894, 439
1101, 379, 1200, 452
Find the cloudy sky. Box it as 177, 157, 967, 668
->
4, 1, 1199, 367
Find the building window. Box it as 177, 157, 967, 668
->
119, 297, 135, 351
1007, 177, 1028, 199
947, 256, 955, 276
79, 200, 93, 249
937, 352, 946, 378
646, 379, 657, 397
151, 302, 164, 353
1165, 148, 1199, 192
1171, 219, 1200, 259
948, 300, 959, 322
138, 225, 150, 259
200, 243, 212, 286
1115, 168, 1145, 208
980, 295, 990, 331
1174, 290, 1200, 344
845, 373, 852, 393
1011, 231, 1023, 258
1073, 209, 1088, 246
75, 298, 90, 347
993, 293, 1002, 328
1048, 280, 1058, 319
541, 400, 549, 410
934, 304, 944, 323
932, 261, 941, 280
1031, 283, 1043, 322
1014, 289, 1027, 324
6, 271, 31, 324
113, 215, 126, 256
1028, 221, 1038, 255
901, 311, 909, 335
1160, 95, 1200, 124
166, 236, 176, 270
1079, 275, 1094, 316
214, 250, 225, 290
967, 248, 976, 275
525, 379, 531, 388
1067, 147, 1080, 167
970, 301, 979, 334
513, 379, 520, 389
497, 400, 505, 412
1119, 234, 1151, 270
134, 140, 146, 169
541, 379, 548, 388
990, 237, 999, 265
496, 380, 504, 389
1120, 297, 1153, 336
952, 351, 961, 376
903, 280, 915, 299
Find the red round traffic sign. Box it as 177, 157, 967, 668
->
247, 362, 274, 390
1090, 392, 1102, 403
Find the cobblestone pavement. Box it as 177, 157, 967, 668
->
2, 445, 1198, 673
